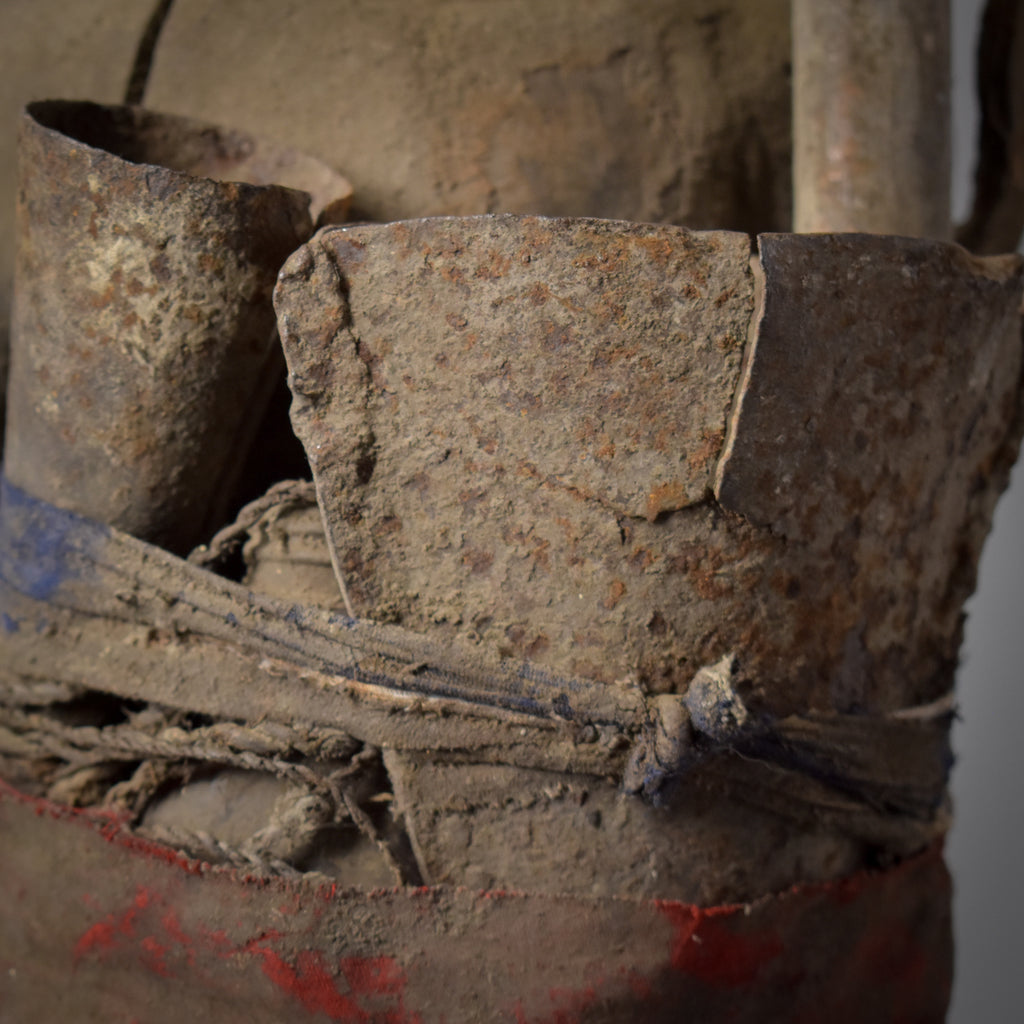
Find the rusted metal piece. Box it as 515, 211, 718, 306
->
271, 217, 1020, 907
792, 0, 951, 237
278, 215, 753, 522
0, 784, 953, 1023
275, 215, 757, 691
276, 217, 1023, 718
716, 234, 1024, 714
3, 100, 351, 555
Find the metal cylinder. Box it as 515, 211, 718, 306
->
3, 100, 350, 554
792, 0, 951, 238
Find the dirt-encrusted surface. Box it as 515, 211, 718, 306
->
0, 787, 955, 1022
277, 218, 1024, 717
385, 751, 868, 904
277, 216, 761, 694
264, 218, 1023, 902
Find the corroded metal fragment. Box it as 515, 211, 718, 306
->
716, 234, 1024, 711
277, 220, 1024, 717
275, 215, 756, 689
278, 215, 753, 520
4, 100, 351, 554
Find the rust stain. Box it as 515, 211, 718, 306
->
686, 428, 725, 474
461, 546, 495, 575
527, 282, 550, 306
473, 250, 512, 280
602, 580, 627, 610
645, 481, 687, 521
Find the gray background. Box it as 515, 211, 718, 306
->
949, 1, 1024, 1019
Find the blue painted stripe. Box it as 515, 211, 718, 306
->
0, 477, 107, 601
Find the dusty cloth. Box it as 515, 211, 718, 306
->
0, 477, 953, 891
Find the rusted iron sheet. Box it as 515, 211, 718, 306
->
275, 215, 761, 694
0, 781, 951, 1023
0, 0, 161, 455
277, 215, 754, 522
276, 218, 1023, 721
4, 100, 350, 555
716, 234, 1024, 713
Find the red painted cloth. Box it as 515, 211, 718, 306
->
0, 780, 951, 1023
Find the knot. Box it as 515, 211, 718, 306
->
623, 654, 748, 800
683, 652, 747, 740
